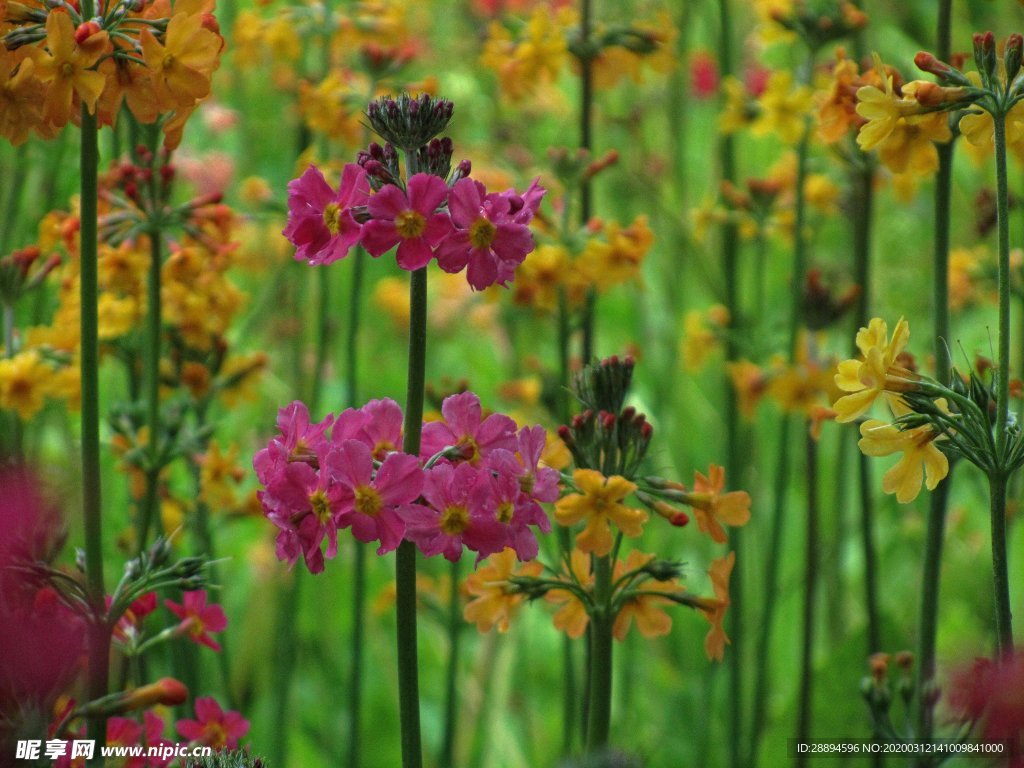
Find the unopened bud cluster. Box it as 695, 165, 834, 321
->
366, 93, 455, 151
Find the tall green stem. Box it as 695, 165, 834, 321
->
346, 248, 367, 768
913, 5, 954, 753
990, 111, 1013, 655
585, 554, 613, 752
136, 230, 162, 552
439, 558, 462, 768
717, 0, 743, 760
579, 0, 597, 362
795, 429, 819, 768
397, 262, 427, 768
80, 101, 109, 762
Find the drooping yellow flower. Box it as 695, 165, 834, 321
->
612, 550, 685, 641
554, 469, 646, 556
833, 316, 916, 422
463, 548, 543, 633
856, 76, 951, 176
858, 401, 949, 504
687, 465, 751, 544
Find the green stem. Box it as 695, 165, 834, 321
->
579, 0, 596, 362
80, 102, 109, 764
3, 301, 23, 459
346, 248, 367, 768
991, 111, 1014, 655
585, 554, 613, 752
310, 267, 331, 408
136, 229, 163, 553
397, 263, 427, 768
269, 572, 302, 768
795, 428, 819, 768
850, 157, 881, 655
0, 144, 25, 251
439, 557, 462, 768
747, 415, 791, 767
913, 1, 953, 747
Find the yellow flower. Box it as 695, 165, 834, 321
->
30, 10, 109, 126
0, 349, 51, 420
681, 306, 728, 372
752, 71, 814, 144
688, 464, 750, 544
728, 359, 768, 419
719, 76, 755, 134
554, 469, 646, 556
612, 550, 685, 641
833, 317, 915, 422
856, 77, 951, 176
545, 549, 594, 639
463, 548, 543, 633
858, 401, 949, 504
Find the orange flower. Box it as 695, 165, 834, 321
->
140, 11, 221, 111
463, 548, 543, 633
30, 10, 109, 125
554, 469, 646, 556
545, 549, 594, 639
612, 550, 685, 641
687, 465, 750, 544
696, 551, 734, 662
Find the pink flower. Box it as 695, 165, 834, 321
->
165, 590, 228, 652
283, 163, 370, 266
331, 440, 424, 555
253, 400, 333, 487
689, 50, 720, 99
110, 591, 157, 644
332, 398, 404, 460
948, 650, 1024, 759
261, 443, 347, 574
361, 173, 452, 270
435, 177, 544, 290
177, 697, 249, 750
107, 718, 146, 768
403, 462, 507, 562
420, 391, 517, 466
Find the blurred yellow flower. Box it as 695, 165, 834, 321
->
463, 548, 543, 633
752, 71, 813, 144
0, 349, 50, 420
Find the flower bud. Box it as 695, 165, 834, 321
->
973, 31, 997, 87
1005, 33, 1023, 85
914, 51, 972, 87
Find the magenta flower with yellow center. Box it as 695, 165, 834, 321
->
283, 163, 370, 266
361, 173, 452, 270
165, 590, 228, 652
554, 469, 646, 556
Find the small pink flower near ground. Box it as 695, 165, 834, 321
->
361, 172, 452, 270
283, 163, 369, 266
177, 697, 249, 751
165, 590, 228, 652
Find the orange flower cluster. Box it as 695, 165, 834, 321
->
1, 0, 223, 146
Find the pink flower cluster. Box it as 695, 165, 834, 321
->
253, 393, 559, 573
283, 164, 546, 291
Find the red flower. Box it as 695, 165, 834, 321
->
948, 650, 1024, 765
177, 697, 249, 750
165, 590, 228, 651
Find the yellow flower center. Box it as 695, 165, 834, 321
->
395, 209, 426, 239
322, 202, 342, 235
60, 62, 75, 78
354, 485, 382, 517
440, 504, 469, 535
203, 722, 228, 750
310, 491, 332, 524
162, 54, 175, 70
496, 501, 515, 523
469, 217, 496, 249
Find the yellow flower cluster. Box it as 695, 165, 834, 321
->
480, 6, 576, 101
1, 1, 223, 147
508, 215, 653, 312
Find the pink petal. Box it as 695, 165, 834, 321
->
447, 178, 485, 227
376, 452, 424, 505
367, 184, 408, 219
360, 220, 401, 257
395, 238, 435, 271
406, 173, 449, 214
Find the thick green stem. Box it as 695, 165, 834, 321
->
585, 554, 613, 752
397, 264, 427, 768
439, 558, 462, 768
991, 112, 1014, 655
80, 101, 108, 763
795, 429, 819, 768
